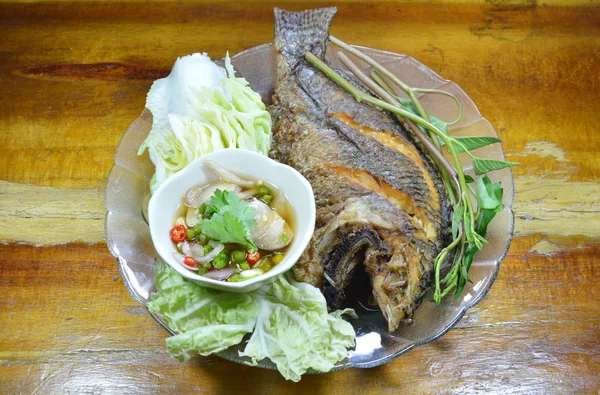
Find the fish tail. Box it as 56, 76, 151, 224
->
273, 7, 337, 75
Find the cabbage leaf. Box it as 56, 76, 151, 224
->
147, 262, 258, 361
241, 275, 357, 382
139, 54, 271, 192
147, 263, 356, 381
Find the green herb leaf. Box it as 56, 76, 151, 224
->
475, 176, 504, 212
452, 205, 465, 240
454, 177, 504, 296
472, 157, 519, 175
463, 175, 475, 184
201, 189, 257, 249
204, 204, 218, 218
455, 261, 470, 295
430, 115, 448, 136
397, 97, 448, 139
459, 258, 470, 284
453, 137, 501, 153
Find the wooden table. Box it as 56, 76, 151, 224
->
1, 1, 599, 393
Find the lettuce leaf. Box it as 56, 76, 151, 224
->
241, 275, 357, 382
147, 262, 258, 360
139, 54, 272, 192
148, 263, 356, 381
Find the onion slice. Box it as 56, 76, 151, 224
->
247, 198, 294, 250
181, 241, 205, 259
204, 160, 254, 187
203, 268, 236, 281
240, 268, 264, 278
195, 242, 224, 263
186, 207, 200, 227
185, 182, 240, 208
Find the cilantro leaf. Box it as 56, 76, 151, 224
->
201, 189, 257, 250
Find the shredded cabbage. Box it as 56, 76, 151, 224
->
147, 263, 356, 381
138, 53, 271, 192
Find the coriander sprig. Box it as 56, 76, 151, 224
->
305, 38, 517, 302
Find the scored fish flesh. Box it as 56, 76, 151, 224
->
270, 7, 452, 331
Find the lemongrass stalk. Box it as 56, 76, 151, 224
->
336, 52, 459, 201
305, 52, 474, 217
330, 36, 437, 139
371, 72, 463, 126
306, 51, 481, 300
332, 48, 458, 203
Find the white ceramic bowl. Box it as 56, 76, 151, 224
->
147, 148, 316, 292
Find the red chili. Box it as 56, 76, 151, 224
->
170, 225, 187, 243
183, 255, 197, 269
246, 250, 261, 265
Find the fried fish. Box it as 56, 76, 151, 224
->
270, 7, 452, 331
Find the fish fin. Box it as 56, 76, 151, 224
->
273, 7, 337, 73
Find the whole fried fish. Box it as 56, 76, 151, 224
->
270, 7, 452, 331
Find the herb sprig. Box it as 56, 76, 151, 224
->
201, 189, 257, 250
305, 37, 517, 302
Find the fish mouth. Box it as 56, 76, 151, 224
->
321, 222, 426, 331
322, 224, 388, 310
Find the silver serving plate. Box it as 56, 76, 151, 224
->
105, 44, 514, 371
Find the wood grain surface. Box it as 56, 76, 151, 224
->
1, 1, 599, 393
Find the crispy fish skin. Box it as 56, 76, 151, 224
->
270, 7, 452, 331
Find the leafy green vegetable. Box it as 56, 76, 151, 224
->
472, 157, 520, 175
201, 189, 257, 250
451, 205, 465, 240
475, 176, 505, 212
139, 54, 271, 192
147, 262, 356, 382
453, 136, 501, 153
463, 174, 475, 184
147, 262, 258, 360
455, 176, 504, 295
240, 283, 356, 382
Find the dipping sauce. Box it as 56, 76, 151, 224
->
169, 168, 295, 283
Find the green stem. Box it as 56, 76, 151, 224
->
372, 71, 463, 127
370, 71, 395, 97
330, 37, 442, 143
412, 88, 463, 125
334, 52, 458, 204
307, 51, 472, 210
305, 47, 481, 302
434, 227, 462, 301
